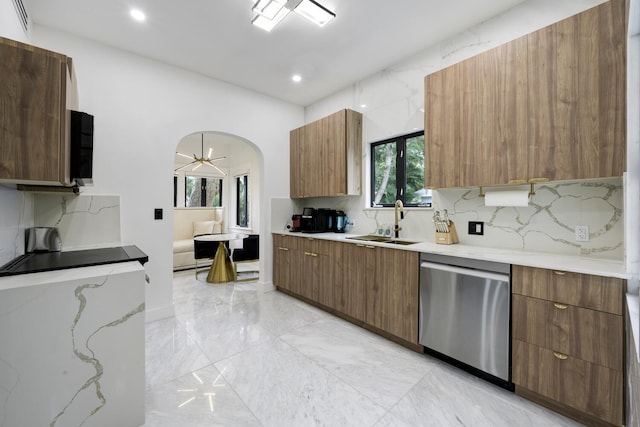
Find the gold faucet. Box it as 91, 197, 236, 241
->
394, 200, 404, 238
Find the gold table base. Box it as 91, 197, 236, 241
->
206, 242, 236, 284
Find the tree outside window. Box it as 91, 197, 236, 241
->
185, 176, 223, 207
371, 131, 426, 207
236, 174, 249, 227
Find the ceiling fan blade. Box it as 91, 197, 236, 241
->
192, 163, 203, 171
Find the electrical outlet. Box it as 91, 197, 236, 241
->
468, 221, 484, 235
575, 225, 589, 242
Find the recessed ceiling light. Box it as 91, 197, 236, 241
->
360, 104, 367, 108
292, 74, 302, 83
130, 9, 146, 22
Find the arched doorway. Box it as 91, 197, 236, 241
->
172, 131, 263, 282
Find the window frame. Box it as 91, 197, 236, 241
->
184, 175, 223, 208
235, 174, 249, 228
370, 130, 427, 208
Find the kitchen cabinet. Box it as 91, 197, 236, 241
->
366, 246, 419, 344
273, 234, 419, 346
290, 109, 362, 198
0, 36, 79, 186
511, 265, 624, 426
424, 0, 625, 189
272, 234, 301, 295
336, 242, 373, 322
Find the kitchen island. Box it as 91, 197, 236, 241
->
0, 255, 146, 426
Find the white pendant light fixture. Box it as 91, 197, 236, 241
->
293, 0, 335, 27
251, 0, 335, 32
175, 133, 227, 176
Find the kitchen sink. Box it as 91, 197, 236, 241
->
347, 235, 420, 246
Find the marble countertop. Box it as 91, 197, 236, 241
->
273, 231, 630, 279
0, 245, 148, 277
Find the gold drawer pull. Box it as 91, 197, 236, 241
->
365, 245, 376, 249
279, 247, 289, 251
553, 303, 568, 310
553, 270, 567, 276
553, 351, 568, 360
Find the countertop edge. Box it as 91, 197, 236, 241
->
272, 231, 630, 279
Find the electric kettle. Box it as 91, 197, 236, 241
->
335, 211, 348, 233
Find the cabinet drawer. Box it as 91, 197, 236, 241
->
512, 265, 624, 315
513, 339, 623, 426
273, 234, 300, 250
512, 294, 623, 370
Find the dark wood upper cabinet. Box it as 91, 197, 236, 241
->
425, 0, 626, 189
0, 36, 79, 186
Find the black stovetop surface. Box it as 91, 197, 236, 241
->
0, 245, 148, 277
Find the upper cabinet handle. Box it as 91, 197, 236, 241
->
554, 303, 568, 310
553, 270, 567, 276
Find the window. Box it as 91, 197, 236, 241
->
236, 174, 249, 227
370, 131, 428, 207
185, 176, 223, 207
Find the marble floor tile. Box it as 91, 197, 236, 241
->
145, 271, 586, 427
281, 317, 434, 409
144, 364, 261, 426
215, 337, 388, 427
375, 357, 582, 427
145, 316, 211, 388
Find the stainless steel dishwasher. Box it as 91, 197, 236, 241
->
419, 253, 512, 389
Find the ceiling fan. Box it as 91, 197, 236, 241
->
174, 133, 227, 175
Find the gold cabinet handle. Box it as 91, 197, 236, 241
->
278, 247, 289, 251
553, 351, 568, 360
507, 179, 528, 185
356, 244, 366, 247
365, 245, 376, 249
528, 177, 550, 184
553, 303, 568, 310
553, 270, 567, 276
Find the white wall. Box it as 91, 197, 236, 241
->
26, 26, 303, 321
0, 0, 28, 42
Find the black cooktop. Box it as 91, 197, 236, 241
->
0, 245, 148, 277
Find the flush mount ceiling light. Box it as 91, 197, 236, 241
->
130, 8, 146, 22
175, 133, 226, 175
251, 0, 335, 32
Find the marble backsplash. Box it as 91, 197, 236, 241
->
0, 186, 32, 266
34, 194, 122, 251
279, 178, 623, 262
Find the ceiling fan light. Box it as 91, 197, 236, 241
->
294, 0, 335, 27
251, 6, 290, 32
192, 163, 203, 171
252, 0, 287, 20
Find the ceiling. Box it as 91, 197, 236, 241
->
22, 0, 526, 106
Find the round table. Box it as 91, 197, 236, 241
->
194, 233, 248, 284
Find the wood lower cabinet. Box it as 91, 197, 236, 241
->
0, 36, 79, 186
273, 234, 419, 345
366, 246, 419, 344
512, 265, 624, 426
272, 234, 301, 294
289, 109, 362, 198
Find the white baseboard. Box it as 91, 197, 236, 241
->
145, 304, 175, 323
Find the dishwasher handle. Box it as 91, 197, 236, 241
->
420, 261, 509, 283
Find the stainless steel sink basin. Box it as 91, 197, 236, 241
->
347, 235, 420, 246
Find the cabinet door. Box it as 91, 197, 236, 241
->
0, 39, 68, 184
512, 294, 623, 370
424, 64, 460, 188
273, 235, 300, 294
337, 243, 373, 322
513, 339, 623, 426
367, 247, 419, 343
319, 110, 347, 196
289, 128, 304, 198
